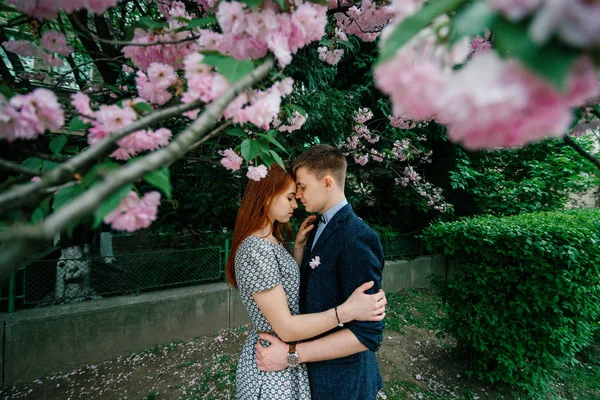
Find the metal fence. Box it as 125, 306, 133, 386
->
381, 233, 422, 260
1, 242, 229, 313
0, 233, 423, 313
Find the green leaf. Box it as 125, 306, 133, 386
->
240, 138, 261, 161
256, 133, 289, 154
269, 150, 286, 170
187, 17, 217, 29
63, 145, 80, 154
337, 40, 355, 52
31, 208, 44, 223
41, 160, 61, 172
239, 0, 264, 9
288, 104, 308, 117
0, 3, 18, 12
137, 16, 168, 31
21, 157, 43, 171
492, 17, 579, 91
92, 184, 134, 229
378, 0, 470, 64
68, 117, 90, 133
132, 102, 153, 114
53, 185, 81, 210
216, 58, 255, 84
319, 38, 333, 47
201, 52, 255, 83
225, 127, 247, 138
173, 16, 192, 23
306, 0, 329, 5
273, 0, 286, 11
452, 2, 498, 40
49, 135, 68, 154
0, 83, 15, 98
143, 167, 172, 199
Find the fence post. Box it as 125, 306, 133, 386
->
223, 239, 230, 282
8, 269, 16, 314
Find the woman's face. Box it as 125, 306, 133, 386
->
267, 180, 298, 224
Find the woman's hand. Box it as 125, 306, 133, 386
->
294, 215, 317, 249
337, 281, 387, 323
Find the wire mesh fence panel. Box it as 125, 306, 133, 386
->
381, 234, 422, 260
92, 247, 223, 295
23, 260, 57, 305
21, 247, 223, 307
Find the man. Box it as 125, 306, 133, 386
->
256, 144, 385, 399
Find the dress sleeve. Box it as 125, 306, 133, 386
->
235, 239, 282, 294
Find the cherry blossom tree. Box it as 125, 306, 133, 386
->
0, 0, 598, 283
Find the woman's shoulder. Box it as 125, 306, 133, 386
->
237, 235, 278, 255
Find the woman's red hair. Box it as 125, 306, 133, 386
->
226, 164, 294, 289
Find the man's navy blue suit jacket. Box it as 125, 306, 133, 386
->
299, 203, 385, 400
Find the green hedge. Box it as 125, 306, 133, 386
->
423, 208, 600, 388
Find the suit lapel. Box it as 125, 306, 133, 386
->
308, 204, 352, 257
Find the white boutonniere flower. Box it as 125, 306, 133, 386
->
309, 256, 321, 269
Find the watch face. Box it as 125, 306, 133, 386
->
286, 353, 300, 367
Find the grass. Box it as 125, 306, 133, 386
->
382, 288, 600, 400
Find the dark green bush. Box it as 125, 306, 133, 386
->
423, 208, 600, 388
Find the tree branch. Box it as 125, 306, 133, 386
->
0, 58, 275, 280
563, 134, 600, 172
0, 99, 207, 216
0, 158, 39, 177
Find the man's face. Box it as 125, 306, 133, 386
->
295, 166, 327, 214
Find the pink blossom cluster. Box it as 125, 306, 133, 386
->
41, 30, 73, 56
180, 53, 230, 118
71, 93, 172, 159
375, 37, 599, 149
0, 89, 64, 142
354, 108, 373, 124
273, 110, 307, 133
471, 35, 492, 55
247, 164, 268, 181
2, 40, 40, 57
2, 30, 72, 68
395, 166, 449, 213
318, 47, 344, 65
6, 0, 118, 20
111, 128, 172, 160
487, 0, 600, 47
181, 51, 295, 128
225, 78, 294, 129
136, 63, 178, 106
388, 115, 416, 130
104, 191, 161, 232
219, 148, 243, 171
123, 1, 200, 71
334, 0, 395, 42
203, 1, 328, 67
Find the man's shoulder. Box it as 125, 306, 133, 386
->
343, 212, 380, 240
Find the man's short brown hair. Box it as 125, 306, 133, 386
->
292, 144, 347, 189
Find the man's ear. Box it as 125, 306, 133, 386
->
324, 176, 335, 191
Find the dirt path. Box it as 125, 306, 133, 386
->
1, 324, 499, 400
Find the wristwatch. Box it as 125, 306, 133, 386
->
286, 343, 300, 368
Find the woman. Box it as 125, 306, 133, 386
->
226, 165, 385, 399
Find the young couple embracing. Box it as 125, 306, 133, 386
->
226, 144, 386, 400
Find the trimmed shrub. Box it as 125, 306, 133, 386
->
423, 208, 600, 388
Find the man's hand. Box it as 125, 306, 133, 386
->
255, 333, 289, 372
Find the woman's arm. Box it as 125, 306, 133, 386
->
252, 282, 385, 343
